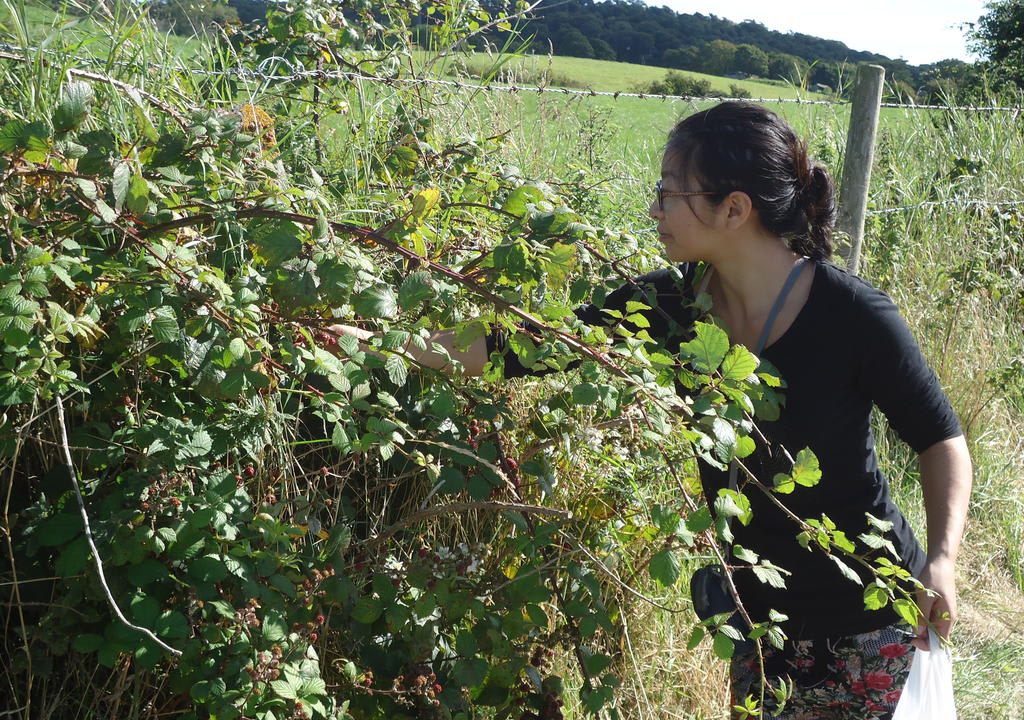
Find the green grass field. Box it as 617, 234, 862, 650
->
2, 6, 1023, 718
424, 49, 830, 99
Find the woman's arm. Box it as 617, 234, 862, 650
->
328, 324, 489, 376
324, 264, 698, 380
913, 433, 972, 648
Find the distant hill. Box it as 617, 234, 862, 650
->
471, 0, 942, 94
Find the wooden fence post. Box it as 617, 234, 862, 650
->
837, 64, 885, 274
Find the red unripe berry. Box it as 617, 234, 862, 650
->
170, 497, 181, 508
316, 614, 325, 624
309, 632, 318, 642
244, 464, 255, 478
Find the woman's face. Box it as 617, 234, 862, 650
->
648, 154, 718, 264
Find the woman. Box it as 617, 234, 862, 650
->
331, 102, 972, 719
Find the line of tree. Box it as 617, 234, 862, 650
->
136, 0, 1024, 103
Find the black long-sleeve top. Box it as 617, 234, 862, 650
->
486, 259, 962, 639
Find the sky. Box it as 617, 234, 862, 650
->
655, 0, 990, 66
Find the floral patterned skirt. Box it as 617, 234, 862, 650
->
729, 623, 917, 720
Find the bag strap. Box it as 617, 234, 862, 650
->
726, 257, 808, 492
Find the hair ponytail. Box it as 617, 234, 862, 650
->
788, 164, 836, 260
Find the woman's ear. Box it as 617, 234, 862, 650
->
722, 191, 754, 229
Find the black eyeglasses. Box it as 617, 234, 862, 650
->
656, 178, 717, 211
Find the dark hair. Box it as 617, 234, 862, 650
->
665, 101, 836, 260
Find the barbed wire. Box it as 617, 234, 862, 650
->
879, 101, 1023, 113
3, 41, 1022, 113
866, 198, 1024, 215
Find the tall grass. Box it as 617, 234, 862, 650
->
1, 2, 1022, 718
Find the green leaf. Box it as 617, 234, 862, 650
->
791, 448, 822, 487
37, 513, 82, 546
686, 506, 713, 533
751, 561, 789, 589
53, 81, 95, 133
180, 428, 212, 459
297, 676, 327, 697
733, 545, 759, 563
150, 307, 179, 342
270, 676, 298, 700
331, 423, 350, 452
385, 354, 408, 386
353, 286, 398, 319
0, 120, 27, 152
188, 555, 228, 583
387, 145, 418, 174
262, 610, 287, 641
112, 162, 130, 214
572, 382, 599, 405
863, 582, 889, 610
648, 549, 681, 586
714, 489, 752, 526
92, 198, 117, 224
409, 187, 440, 222
191, 677, 227, 701
351, 596, 383, 624
125, 175, 149, 216
721, 345, 758, 381
155, 610, 189, 639
829, 555, 863, 585
865, 512, 895, 532
680, 322, 729, 374
250, 220, 303, 266
73, 633, 104, 653
398, 271, 433, 308
55, 536, 90, 575
712, 632, 735, 659
0, 120, 49, 153
452, 658, 488, 688
772, 472, 795, 494
711, 416, 736, 461
502, 184, 545, 216
686, 625, 705, 650
734, 434, 755, 458
893, 598, 921, 627
584, 653, 612, 676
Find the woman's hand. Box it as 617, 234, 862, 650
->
322, 324, 489, 376
913, 555, 957, 650
326, 323, 375, 344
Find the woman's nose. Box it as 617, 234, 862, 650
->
648, 199, 661, 220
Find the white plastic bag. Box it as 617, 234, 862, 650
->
891, 629, 957, 720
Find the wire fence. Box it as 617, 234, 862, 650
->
867, 198, 1024, 215
2, 41, 1023, 113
